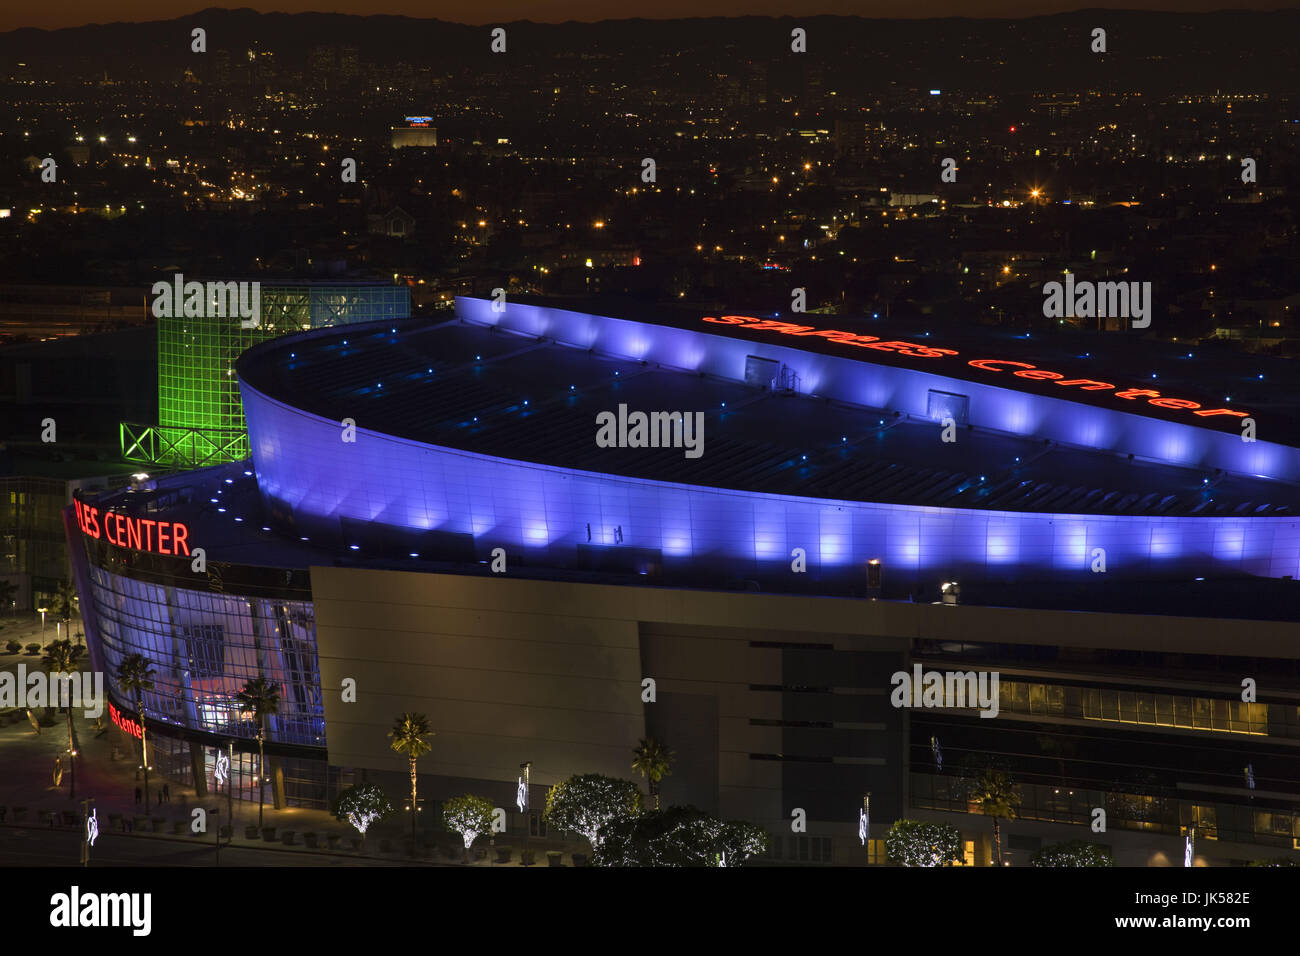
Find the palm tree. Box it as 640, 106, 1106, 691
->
116, 654, 156, 808
970, 769, 1022, 866
235, 678, 282, 828
1035, 726, 1078, 793
42, 639, 85, 799
631, 737, 675, 810
389, 713, 433, 844
53, 580, 78, 634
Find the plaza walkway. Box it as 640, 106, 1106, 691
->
0, 618, 586, 867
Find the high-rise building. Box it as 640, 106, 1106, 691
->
338, 46, 360, 82
212, 49, 232, 87
834, 119, 870, 165
0, 475, 67, 610
391, 118, 438, 149
308, 45, 335, 89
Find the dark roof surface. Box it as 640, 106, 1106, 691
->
494, 293, 1300, 443
236, 315, 1300, 517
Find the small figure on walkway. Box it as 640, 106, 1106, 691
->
135, 786, 142, 805
162, 783, 170, 802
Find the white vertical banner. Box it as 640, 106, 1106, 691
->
859, 793, 870, 858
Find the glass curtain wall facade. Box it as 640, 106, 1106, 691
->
994, 678, 1279, 736
150, 736, 341, 809
912, 773, 1300, 852
84, 563, 324, 748
125, 283, 410, 468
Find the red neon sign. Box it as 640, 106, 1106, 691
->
109, 701, 143, 740
702, 315, 960, 358
700, 315, 1249, 421
961, 359, 1246, 418
73, 498, 191, 556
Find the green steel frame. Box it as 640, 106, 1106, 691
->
122, 283, 410, 468
120, 422, 249, 468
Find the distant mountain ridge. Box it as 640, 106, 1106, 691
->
2, 7, 1298, 92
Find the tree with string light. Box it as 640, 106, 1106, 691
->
442, 794, 495, 863
332, 782, 393, 852
543, 773, 641, 851
885, 819, 962, 867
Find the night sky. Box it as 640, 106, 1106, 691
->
0, 1, 1281, 34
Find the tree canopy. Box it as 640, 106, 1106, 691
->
1030, 840, 1115, 867
332, 782, 394, 837
885, 819, 963, 867
596, 805, 768, 867
543, 773, 642, 848
442, 794, 496, 849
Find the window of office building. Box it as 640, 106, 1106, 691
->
790, 836, 832, 863
763, 835, 834, 863
864, 837, 886, 864
1069, 685, 1267, 735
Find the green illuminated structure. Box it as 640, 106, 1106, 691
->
122, 282, 410, 467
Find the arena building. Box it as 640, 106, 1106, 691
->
68, 294, 1300, 865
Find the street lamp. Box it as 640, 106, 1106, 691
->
403, 796, 425, 854
68, 741, 78, 800
37, 606, 48, 639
